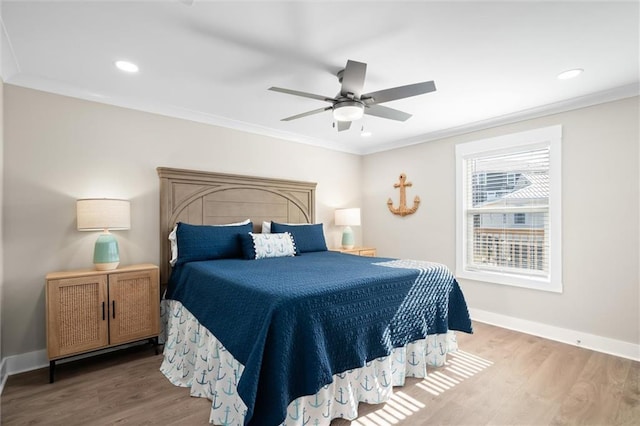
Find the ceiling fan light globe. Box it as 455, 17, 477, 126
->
333, 101, 364, 122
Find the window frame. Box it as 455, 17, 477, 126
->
455, 125, 563, 293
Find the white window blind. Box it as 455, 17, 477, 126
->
456, 126, 562, 292
465, 147, 550, 277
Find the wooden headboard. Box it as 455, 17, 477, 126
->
157, 167, 317, 283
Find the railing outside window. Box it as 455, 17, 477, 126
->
473, 227, 545, 272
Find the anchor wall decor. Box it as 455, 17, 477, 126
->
387, 173, 420, 216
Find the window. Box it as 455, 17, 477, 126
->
455, 126, 562, 292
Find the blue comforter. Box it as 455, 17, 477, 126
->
166, 251, 472, 425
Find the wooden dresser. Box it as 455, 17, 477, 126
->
45, 263, 160, 382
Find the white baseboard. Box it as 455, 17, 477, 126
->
4, 349, 48, 378
0, 357, 7, 395
470, 308, 640, 362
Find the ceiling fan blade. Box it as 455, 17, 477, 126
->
362, 81, 436, 105
269, 87, 336, 103
337, 121, 352, 132
340, 60, 367, 98
364, 104, 412, 122
281, 106, 332, 121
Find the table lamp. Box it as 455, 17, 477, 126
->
77, 198, 130, 270
335, 208, 361, 250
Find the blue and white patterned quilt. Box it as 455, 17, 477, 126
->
165, 251, 472, 425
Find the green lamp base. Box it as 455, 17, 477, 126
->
93, 232, 120, 271
341, 226, 355, 250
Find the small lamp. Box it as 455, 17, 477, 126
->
335, 208, 361, 250
77, 198, 130, 271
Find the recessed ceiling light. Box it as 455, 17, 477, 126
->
115, 60, 139, 73
557, 68, 583, 80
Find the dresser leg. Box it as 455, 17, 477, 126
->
150, 337, 160, 355
49, 360, 55, 384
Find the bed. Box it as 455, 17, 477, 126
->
157, 167, 473, 426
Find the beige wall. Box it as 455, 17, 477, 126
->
2, 83, 638, 359
363, 96, 640, 345
2, 85, 362, 356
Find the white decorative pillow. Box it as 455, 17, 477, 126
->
240, 232, 296, 260
168, 219, 251, 266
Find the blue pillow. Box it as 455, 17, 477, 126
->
175, 221, 253, 264
239, 232, 297, 260
270, 222, 327, 253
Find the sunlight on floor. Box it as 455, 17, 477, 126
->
351, 350, 493, 426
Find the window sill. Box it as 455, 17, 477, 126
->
456, 268, 563, 293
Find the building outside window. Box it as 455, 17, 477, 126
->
455, 126, 562, 292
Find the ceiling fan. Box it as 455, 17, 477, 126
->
269, 59, 436, 131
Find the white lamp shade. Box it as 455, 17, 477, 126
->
335, 208, 361, 227
77, 199, 131, 231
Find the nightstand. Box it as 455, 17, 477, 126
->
45, 263, 160, 383
334, 247, 377, 257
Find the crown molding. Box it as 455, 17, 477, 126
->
363, 83, 640, 155
3, 73, 362, 155
5, 70, 638, 157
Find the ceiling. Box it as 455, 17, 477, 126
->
1, 1, 638, 155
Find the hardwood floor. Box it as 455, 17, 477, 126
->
1, 322, 638, 425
